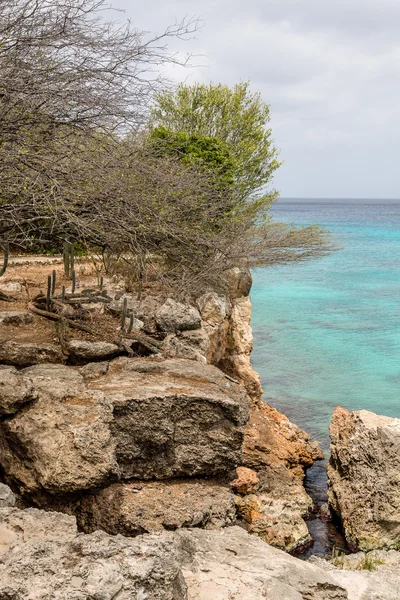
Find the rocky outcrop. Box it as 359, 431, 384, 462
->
0, 358, 248, 502
235, 465, 314, 553
2, 506, 400, 599
328, 406, 400, 551
0, 507, 186, 600
0, 341, 65, 367
74, 479, 236, 535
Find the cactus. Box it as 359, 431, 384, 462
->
51, 270, 56, 296
61, 286, 65, 302
0, 242, 9, 278
121, 297, 128, 331
46, 275, 52, 311
127, 313, 134, 333
63, 242, 75, 279
71, 270, 76, 294
99, 276, 104, 291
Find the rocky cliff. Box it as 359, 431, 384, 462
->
0, 264, 322, 553
328, 406, 400, 551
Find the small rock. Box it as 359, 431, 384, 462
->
79, 361, 110, 381
319, 502, 333, 523
0, 311, 34, 325
0, 483, 16, 507
67, 341, 119, 363
76, 479, 236, 535
156, 298, 201, 332
0, 281, 22, 294
230, 466, 259, 495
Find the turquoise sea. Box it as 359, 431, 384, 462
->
250, 200, 400, 554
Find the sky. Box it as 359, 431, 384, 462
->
110, 0, 400, 200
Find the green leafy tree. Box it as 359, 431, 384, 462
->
151, 81, 281, 214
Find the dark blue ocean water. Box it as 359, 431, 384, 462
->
250, 201, 400, 555
251, 201, 400, 452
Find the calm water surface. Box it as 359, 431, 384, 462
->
250, 201, 400, 555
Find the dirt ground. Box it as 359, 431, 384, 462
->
0, 260, 124, 346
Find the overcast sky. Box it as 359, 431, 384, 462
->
111, 0, 400, 200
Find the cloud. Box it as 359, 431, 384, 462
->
110, 0, 400, 198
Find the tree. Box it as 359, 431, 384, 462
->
151, 81, 281, 212
0, 0, 200, 247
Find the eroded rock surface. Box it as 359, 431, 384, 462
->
75, 479, 236, 535
328, 406, 400, 551
0, 341, 65, 367
0, 507, 186, 600
5, 507, 400, 600
0, 358, 248, 501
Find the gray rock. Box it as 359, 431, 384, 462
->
0, 366, 35, 415
0, 341, 65, 367
0, 358, 248, 499
0, 281, 22, 294
328, 406, 400, 551
0, 507, 185, 600
88, 357, 249, 481
0, 364, 119, 498
1, 507, 400, 599
0, 483, 16, 507
156, 298, 202, 332
0, 311, 34, 325
67, 340, 120, 363
76, 479, 236, 535
79, 361, 110, 381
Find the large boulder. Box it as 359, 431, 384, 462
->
75, 479, 236, 536
328, 406, 400, 551
67, 340, 120, 363
2, 507, 400, 599
0, 358, 249, 500
0, 507, 186, 600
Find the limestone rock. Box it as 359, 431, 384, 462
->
0, 366, 35, 415
0, 311, 34, 325
0, 507, 186, 600
0, 341, 65, 367
0, 483, 16, 507
156, 298, 202, 332
328, 406, 400, 551
177, 526, 349, 600
0, 358, 248, 499
0, 364, 119, 498
79, 361, 110, 381
197, 292, 229, 364
0, 281, 22, 294
88, 357, 249, 481
162, 329, 209, 362
67, 340, 120, 363
235, 466, 313, 553
76, 479, 236, 535
2, 507, 400, 600
230, 466, 259, 495
243, 403, 324, 473
224, 266, 252, 298
107, 295, 160, 331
